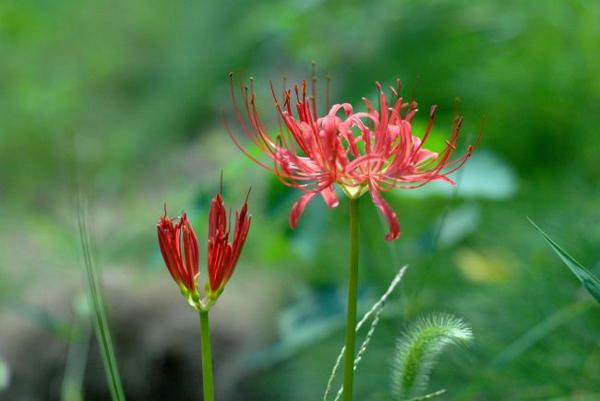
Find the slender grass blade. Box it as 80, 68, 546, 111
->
77, 198, 127, 401
529, 218, 600, 304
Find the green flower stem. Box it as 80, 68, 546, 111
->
342, 198, 360, 401
199, 310, 215, 401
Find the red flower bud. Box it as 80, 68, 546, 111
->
157, 208, 200, 294
157, 190, 251, 309
207, 191, 251, 292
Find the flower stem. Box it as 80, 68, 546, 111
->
199, 310, 215, 401
342, 198, 360, 401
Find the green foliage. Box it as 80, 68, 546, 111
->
0, 357, 9, 392
77, 200, 126, 401
490, 301, 590, 369
2, 0, 600, 400
529, 218, 600, 304
391, 314, 472, 400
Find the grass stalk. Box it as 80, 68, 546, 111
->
77, 199, 126, 401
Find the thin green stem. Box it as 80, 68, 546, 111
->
77, 200, 126, 401
342, 198, 360, 401
199, 310, 215, 401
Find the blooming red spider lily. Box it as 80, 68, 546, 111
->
157, 191, 251, 310
226, 74, 479, 240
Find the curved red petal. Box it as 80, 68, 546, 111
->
209, 193, 227, 240
180, 213, 200, 292
321, 185, 339, 208
289, 191, 317, 229
157, 211, 186, 287
226, 201, 251, 282
369, 186, 401, 241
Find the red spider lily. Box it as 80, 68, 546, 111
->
207, 191, 251, 293
157, 191, 251, 309
226, 74, 480, 240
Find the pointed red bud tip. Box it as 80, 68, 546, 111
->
208, 192, 227, 241
207, 189, 252, 294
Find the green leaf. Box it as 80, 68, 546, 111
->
77, 198, 127, 401
529, 218, 600, 304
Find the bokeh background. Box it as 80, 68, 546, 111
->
1, 0, 600, 400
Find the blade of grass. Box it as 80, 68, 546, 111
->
406, 389, 446, 401
61, 296, 93, 401
529, 218, 600, 304
77, 198, 126, 401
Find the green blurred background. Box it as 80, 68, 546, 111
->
1, 0, 600, 400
